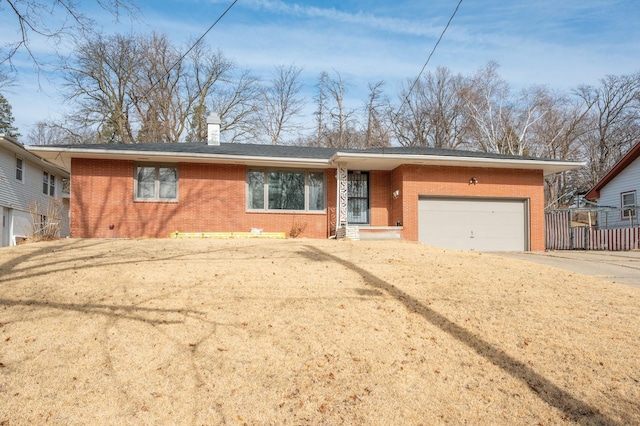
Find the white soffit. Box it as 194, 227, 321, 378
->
330, 152, 584, 176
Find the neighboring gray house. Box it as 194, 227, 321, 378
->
0, 134, 70, 247
585, 141, 640, 229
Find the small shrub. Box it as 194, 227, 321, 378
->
289, 220, 307, 238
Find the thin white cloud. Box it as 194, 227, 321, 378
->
243, 0, 443, 37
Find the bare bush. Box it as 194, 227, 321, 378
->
289, 220, 307, 238
28, 199, 63, 242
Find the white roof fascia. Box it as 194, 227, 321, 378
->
330, 152, 585, 176
26, 146, 331, 169
2, 137, 70, 177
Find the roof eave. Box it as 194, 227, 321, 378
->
584, 141, 640, 201
2, 138, 70, 177
25, 146, 332, 169
330, 152, 584, 176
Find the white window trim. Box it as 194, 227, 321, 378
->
247, 168, 326, 213
134, 163, 179, 202
16, 156, 24, 183
621, 191, 636, 219
43, 171, 55, 196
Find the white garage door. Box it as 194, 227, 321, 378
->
418, 197, 528, 251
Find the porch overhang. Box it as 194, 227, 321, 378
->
329, 152, 584, 176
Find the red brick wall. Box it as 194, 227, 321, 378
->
70, 158, 332, 239
71, 158, 545, 250
369, 171, 392, 226
394, 165, 545, 250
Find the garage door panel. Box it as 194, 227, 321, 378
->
419, 198, 527, 251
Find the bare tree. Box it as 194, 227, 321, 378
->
185, 45, 234, 142
391, 77, 430, 147
312, 71, 330, 147
529, 91, 592, 208
363, 80, 390, 147
62, 32, 260, 144
317, 70, 357, 148
390, 67, 467, 148
131, 33, 181, 142
26, 119, 95, 145
574, 72, 640, 187
462, 61, 548, 155
257, 64, 305, 145
2, 0, 138, 68
210, 68, 261, 143
423, 67, 467, 149
63, 33, 141, 143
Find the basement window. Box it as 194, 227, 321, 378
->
135, 164, 178, 201
247, 169, 325, 212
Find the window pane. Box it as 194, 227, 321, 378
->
158, 167, 177, 199
247, 171, 265, 209
623, 192, 636, 218
43, 172, 49, 194
137, 167, 156, 199
49, 175, 56, 196
309, 171, 325, 210
16, 158, 23, 181
268, 171, 304, 210
348, 198, 369, 223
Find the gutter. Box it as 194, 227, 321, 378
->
26, 145, 332, 168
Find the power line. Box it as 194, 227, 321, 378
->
394, 0, 463, 119
165, 0, 239, 81
126, 0, 239, 128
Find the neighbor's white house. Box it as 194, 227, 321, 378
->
585, 141, 640, 229
0, 134, 70, 247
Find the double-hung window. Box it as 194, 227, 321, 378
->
621, 191, 636, 219
43, 171, 55, 196
16, 157, 23, 182
247, 169, 325, 212
135, 164, 178, 201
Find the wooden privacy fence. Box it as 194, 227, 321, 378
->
545, 211, 640, 251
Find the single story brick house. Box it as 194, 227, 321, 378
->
28, 121, 582, 251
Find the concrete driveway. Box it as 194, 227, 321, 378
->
494, 251, 640, 290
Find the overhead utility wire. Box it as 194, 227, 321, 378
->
162, 0, 240, 84
394, 0, 463, 118
135, 0, 239, 108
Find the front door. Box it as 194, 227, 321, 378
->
347, 171, 369, 224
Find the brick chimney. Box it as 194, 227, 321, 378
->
207, 113, 221, 146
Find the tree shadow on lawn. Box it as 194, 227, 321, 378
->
302, 245, 618, 426
0, 298, 203, 325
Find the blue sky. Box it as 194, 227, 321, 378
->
4, 0, 640, 139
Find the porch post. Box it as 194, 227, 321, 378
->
336, 163, 348, 239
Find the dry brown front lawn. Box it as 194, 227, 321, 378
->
0, 238, 639, 425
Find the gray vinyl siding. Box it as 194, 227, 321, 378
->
0, 149, 59, 212
0, 148, 29, 210
598, 156, 640, 229
1, 143, 70, 245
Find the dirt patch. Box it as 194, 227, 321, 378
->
1, 238, 638, 425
